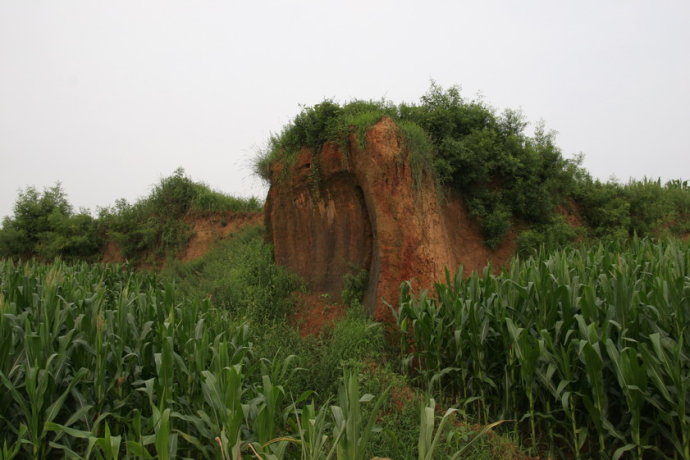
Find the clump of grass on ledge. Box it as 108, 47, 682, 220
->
254, 99, 400, 181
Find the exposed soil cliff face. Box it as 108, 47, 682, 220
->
179, 212, 263, 261
266, 150, 373, 297
266, 117, 515, 322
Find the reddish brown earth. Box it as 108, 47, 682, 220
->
179, 211, 262, 261
101, 240, 122, 264
265, 117, 516, 323
290, 292, 348, 337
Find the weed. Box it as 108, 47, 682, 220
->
341, 267, 368, 307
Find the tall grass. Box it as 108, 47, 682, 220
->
161, 225, 301, 322
395, 238, 690, 459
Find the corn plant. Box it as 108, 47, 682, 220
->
0, 259, 407, 459
417, 398, 457, 460
330, 369, 388, 460
292, 401, 339, 460
0, 260, 305, 458
396, 238, 690, 459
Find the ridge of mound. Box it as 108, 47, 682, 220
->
101, 210, 263, 265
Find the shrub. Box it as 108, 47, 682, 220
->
256, 83, 583, 248
0, 183, 102, 261
342, 267, 369, 307
573, 177, 690, 239
517, 215, 581, 256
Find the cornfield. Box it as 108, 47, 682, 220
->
0, 260, 395, 459
395, 238, 690, 459
4, 238, 687, 459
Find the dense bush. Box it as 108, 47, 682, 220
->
0, 170, 262, 264
341, 267, 369, 307
256, 84, 581, 248
400, 85, 582, 247
258, 84, 690, 249
0, 184, 102, 261
574, 177, 690, 239
516, 215, 583, 257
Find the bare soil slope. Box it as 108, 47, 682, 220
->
179, 212, 263, 261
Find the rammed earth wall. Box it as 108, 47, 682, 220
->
265, 117, 515, 322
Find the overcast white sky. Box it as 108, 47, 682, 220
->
1, 0, 689, 220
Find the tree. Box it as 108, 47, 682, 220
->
0, 183, 102, 260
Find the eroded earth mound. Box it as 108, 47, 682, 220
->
265, 117, 515, 322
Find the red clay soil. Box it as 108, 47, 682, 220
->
290, 292, 348, 337
101, 240, 123, 264
266, 117, 516, 324
179, 211, 262, 261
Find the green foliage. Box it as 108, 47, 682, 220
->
100, 168, 261, 263
257, 83, 582, 248
466, 194, 512, 249
249, 306, 386, 411
255, 100, 342, 181
361, 363, 517, 460
1, 258, 507, 459
259, 83, 690, 249
161, 225, 301, 321
256, 99, 411, 184
287, 307, 386, 403
341, 267, 369, 307
327, 100, 398, 152
395, 238, 690, 459
0, 183, 102, 261
396, 120, 436, 189
399, 84, 579, 247
517, 215, 582, 256
574, 177, 690, 239
0, 169, 262, 265
331, 368, 389, 460
0, 260, 294, 458
416, 398, 505, 460
362, 365, 421, 460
